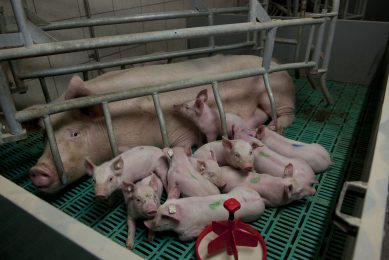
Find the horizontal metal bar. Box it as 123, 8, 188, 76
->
41, 7, 249, 31
275, 37, 297, 45
307, 12, 338, 18
15, 61, 316, 123
0, 18, 325, 61
18, 42, 255, 79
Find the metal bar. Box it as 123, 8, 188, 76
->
0, 18, 325, 61
8, 60, 27, 93
83, 71, 89, 81
10, 0, 33, 47
83, 0, 101, 66
0, 66, 23, 134
304, 25, 315, 62
275, 37, 297, 45
208, 13, 215, 49
312, 16, 326, 70
42, 115, 66, 185
18, 42, 255, 79
102, 102, 118, 156
152, 93, 169, 148
211, 81, 228, 138
261, 27, 278, 130
39, 77, 51, 102
322, 4, 339, 70
15, 61, 316, 123
40, 8, 249, 31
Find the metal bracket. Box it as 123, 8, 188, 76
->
335, 181, 368, 230
0, 121, 27, 144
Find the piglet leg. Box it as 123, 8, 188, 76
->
127, 217, 136, 249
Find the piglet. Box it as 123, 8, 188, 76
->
85, 146, 168, 199
121, 174, 163, 249
164, 146, 220, 199
252, 140, 317, 190
144, 186, 265, 241
173, 89, 265, 142
189, 156, 226, 190
256, 125, 332, 172
220, 164, 315, 207
194, 137, 258, 172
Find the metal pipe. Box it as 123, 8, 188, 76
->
38, 77, 51, 102
83, 0, 101, 67
211, 81, 228, 138
0, 66, 23, 135
312, 16, 326, 70
43, 115, 66, 185
15, 61, 316, 123
8, 60, 26, 93
322, 13, 339, 70
102, 102, 118, 156
0, 18, 325, 61
18, 42, 255, 79
304, 25, 315, 62
263, 73, 277, 128
10, 0, 33, 47
152, 93, 169, 148
0, 66, 23, 134
208, 13, 215, 49
40, 7, 249, 31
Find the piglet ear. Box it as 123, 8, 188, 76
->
149, 175, 160, 192
210, 150, 216, 161
196, 160, 206, 173
197, 89, 208, 102
121, 181, 136, 198
284, 163, 294, 178
111, 156, 124, 176
144, 219, 153, 229
194, 99, 204, 116
256, 125, 265, 139
184, 146, 192, 156
167, 186, 181, 199
308, 187, 316, 195
222, 137, 233, 150
251, 142, 261, 150
284, 183, 293, 200
84, 157, 96, 176
161, 204, 181, 223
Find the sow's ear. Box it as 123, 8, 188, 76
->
65, 75, 103, 118
84, 157, 96, 176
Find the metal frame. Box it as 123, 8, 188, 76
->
0, 0, 340, 185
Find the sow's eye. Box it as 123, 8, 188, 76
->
67, 128, 81, 141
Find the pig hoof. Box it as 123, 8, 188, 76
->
127, 240, 135, 249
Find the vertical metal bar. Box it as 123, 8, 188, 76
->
0, 66, 23, 134
292, 0, 299, 16
152, 93, 169, 148
43, 115, 66, 185
211, 81, 228, 138
39, 77, 51, 102
322, 12, 338, 70
102, 101, 118, 156
83, 0, 101, 65
10, 0, 33, 47
262, 27, 278, 130
360, 0, 368, 19
8, 60, 26, 92
208, 13, 215, 49
343, 0, 349, 18
304, 25, 315, 62
83, 71, 89, 81
312, 18, 326, 71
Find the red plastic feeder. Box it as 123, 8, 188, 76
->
195, 198, 267, 260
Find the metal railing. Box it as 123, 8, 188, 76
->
0, 0, 340, 185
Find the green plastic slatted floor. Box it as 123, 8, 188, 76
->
0, 79, 368, 259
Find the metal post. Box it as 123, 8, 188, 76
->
0, 66, 23, 135
8, 60, 27, 93
102, 102, 118, 156
43, 115, 67, 185
312, 15, 326, 71
211, 81, 228, 138
208, 13, 215, 49
152, 93, 169, 148
262, 27, 278, 131
39, 77, 51, 102
10, 0, 33, 47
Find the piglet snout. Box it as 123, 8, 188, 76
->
243, 165, 253, 172
95, 188, 109, 200
144, 204, 158, 217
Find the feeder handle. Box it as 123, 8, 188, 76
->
223, 198, 241, 220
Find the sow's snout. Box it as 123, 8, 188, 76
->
29, 163, 60, 192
